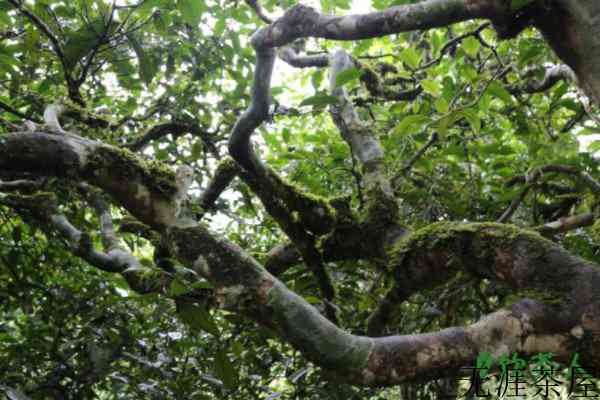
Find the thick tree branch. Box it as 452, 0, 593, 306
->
3, 130, 600, 385
167, 221, 600, 385
329, 49, 406, 250
0, 132, 183, 229
251, 1, 500, 48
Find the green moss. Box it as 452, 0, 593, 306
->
390, 222, 553, 272
268, 169, 337, 234
362, 187, 399, 225
1, 192, 57, 217
215, 157, 238, 174
590, 219, 600, 245
358, 63, 382, 94
87, 146, 177, 197
503, 288, 566, 307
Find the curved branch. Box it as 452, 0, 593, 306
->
0, 193, 170, 293
278, 46, 329, 68
535, 213, 595, 236
329, 49, 406, 250
245, 0, 273, 24
6, 0, 65, 63
0, 132, 182, 229
507, 165, 600, 195
3, 129, 600, 385
252, 1, 499, 48
521, 64, 576, 93
197, 158, 240, 212
167, 222, 600, 385
126, 122, 219, 157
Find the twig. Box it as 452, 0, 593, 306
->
0, 99, 42, 123
402, 132, 439, 174
245, 0, 273, 24
497, 185, 531, 223
418, 22, 491, 70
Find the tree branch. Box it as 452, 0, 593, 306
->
535, 212, 595, 236
3, 129, 600, 385
252, 1, 498, 47
6, 0, 65, 63
245, 0, 273, 24
126, 121, 219, 157
197, 158, 240, 212
507, 165, 600, 194
0, 99, 42, 123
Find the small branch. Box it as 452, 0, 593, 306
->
560, 108, 586, 133
76, 2, 116, 86
0, 179, 42, 192
497, 185, 531, 223
126, 121, 219, 157
86, 188, 121, 251
7, 0, 66, 63
507, 165, 600, 194
245, 0, 273, 24
418, 22, 491, 70
401, 132, 439, 174
520, 64, 576, 94
278, 46, 329, 68
1, 191, 171, 294
197, 158, 240, 212
0, 99, 42, 123
7, 0, 82, 103
535, 213, 595, 236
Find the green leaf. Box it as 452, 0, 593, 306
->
392, 115, 429, 137
462, 36, 480, 58
127, 34, 159, 85
421, 79, 441, 97
299, 94, 338, 108
459, 109, 481, 134
282, 128, 291, 143
398, 47, 421, 69
63, 21, 105, 69
178, 0, 206, 26
434, 97, 449, 113
214, 348, 237, 389
588, 140, 600, 153
511, 0, 533, 11
169, 278, 189, 297
486, 81, 513, 104
334, 67, 363, 87
178, 303, 219, 336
